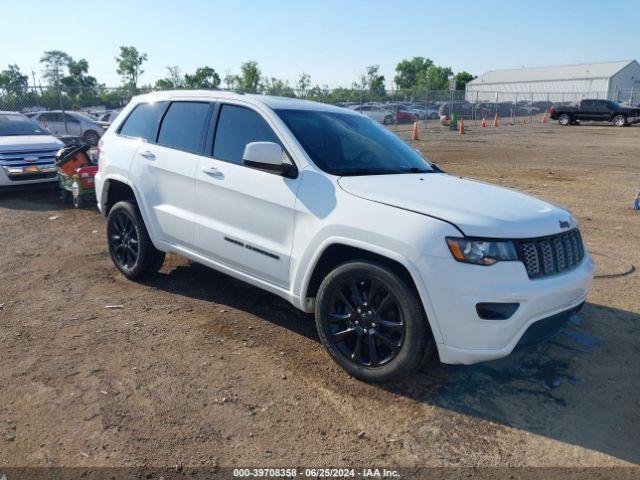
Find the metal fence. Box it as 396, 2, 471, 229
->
2, 84, 638, 136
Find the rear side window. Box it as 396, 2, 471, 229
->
42, 112, 63, 122
157, 102, 211, 154
119, 101, 167, 142
213, 105, 281, 165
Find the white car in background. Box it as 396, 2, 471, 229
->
349, 104, 396, 124
95, 91, 593, 382
27, 110, 109, 145
96, 110, 122, 124
0, 112, 63, 188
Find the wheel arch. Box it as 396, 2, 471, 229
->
101, 176, 162, 250
101, 177, 138, 216
299, 240, 444, 344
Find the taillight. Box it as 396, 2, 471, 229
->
549, 105, 555, 114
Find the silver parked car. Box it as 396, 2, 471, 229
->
348, 105, 396, 124
27, 110, 109, 145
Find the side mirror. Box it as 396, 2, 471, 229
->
242, 141, 295, 177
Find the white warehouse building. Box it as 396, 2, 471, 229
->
465, 60, 640, 103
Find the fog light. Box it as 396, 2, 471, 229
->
476, 302, 520, 320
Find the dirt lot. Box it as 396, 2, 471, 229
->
1, 122, 639, 474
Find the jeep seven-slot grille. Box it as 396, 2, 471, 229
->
516, 229, 584, 278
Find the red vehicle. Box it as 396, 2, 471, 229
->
395, 107, 416, 124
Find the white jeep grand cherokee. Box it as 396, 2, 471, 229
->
95, 91, 594, 382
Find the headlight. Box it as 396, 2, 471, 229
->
446, 237, 518, 266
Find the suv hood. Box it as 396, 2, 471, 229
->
0, 135, 63, 153
338, 173, 575, 238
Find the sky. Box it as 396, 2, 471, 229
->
1, 0, 638, 88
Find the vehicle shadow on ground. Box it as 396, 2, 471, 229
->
143, 262, 318, 339
145, 262, 639, 465
0, 188, 74, 212
388, 302, 640, 465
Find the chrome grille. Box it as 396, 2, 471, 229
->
516, 229, 584, 278
0, 148, 59, 182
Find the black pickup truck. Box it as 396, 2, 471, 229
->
549, 99, 640, 127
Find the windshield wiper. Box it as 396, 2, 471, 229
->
339, 168, 392, 176
398, 167, 433, 174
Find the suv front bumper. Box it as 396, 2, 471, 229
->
416, 253, 594, 364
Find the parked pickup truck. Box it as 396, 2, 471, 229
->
550, 99, 640, 127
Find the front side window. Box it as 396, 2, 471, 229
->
64, 114, 80, 124
42, 112, 63, 122
157, 102, 211, 153
213, 104, 281, 165
119, 101, 167, 142
276, 109, 433, 176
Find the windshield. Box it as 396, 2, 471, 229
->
275, 109, 434, 176
0, 114, 48, 136
73, 112, 97, 123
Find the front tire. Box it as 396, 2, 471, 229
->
613, 114, 627, 127
558, 114, 571, 126
383, 115, 394, 125
315, 260, 434, 382
106, 201, 165, 279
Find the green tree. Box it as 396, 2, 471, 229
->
297, 72, 311, 97
154, 78, 175, 90
426, 65, 453, 90
394, 57, 433, 90
40, 50, 72, 86
60, 58, 99, 107
115, 46, 147, 88
166, 66, 184, 87
453, 71, 475, 90
0, 64, 28, 95
263, 77, 296, 97
236, 61, 261, 93
154, 66, 184, 90
365, 65, 385, 95
184, 67, 221, 89
223, 72, 237, 90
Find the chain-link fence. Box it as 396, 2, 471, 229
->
2, 84, 638, 137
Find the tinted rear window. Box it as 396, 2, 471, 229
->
157, 102, 211, 153
119, 102, 167, 142
213, 105, 281, 165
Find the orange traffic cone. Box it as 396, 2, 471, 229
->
493, 113, 499, 127
540, 113, 547, 123
411, 122, 419, 141
459, 117, 465, 134
481, 117, 486, 128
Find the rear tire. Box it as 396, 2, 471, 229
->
315, 260, 434, 382
613, 114, 627, 127
106, 201, 165, 279
558, 114, 571, 126
383, 115, 394, 125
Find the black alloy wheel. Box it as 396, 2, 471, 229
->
326, 277, 405, 367
315, 261, 434, 382
108, 209, 139, 270
106, 201, 165, 279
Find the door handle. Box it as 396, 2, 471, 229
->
140, 150, 156, 160
201, 166, 223, 177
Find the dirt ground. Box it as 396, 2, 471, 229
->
0, 122, 639, 475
